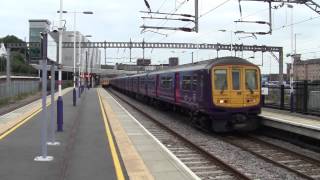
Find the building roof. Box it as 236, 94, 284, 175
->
295, 58, 320, 65
29, 19, 51, 25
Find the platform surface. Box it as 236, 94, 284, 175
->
261, 107, 320, 139
99, 89, 198, 180
0, 88, 120, 180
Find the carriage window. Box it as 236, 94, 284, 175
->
182, 76, 191, 90
192, 74, 198, 90
161, 76, 172, 89
214, 69, 227, 90
245, 69, 258, 90
232, 69, 240, 90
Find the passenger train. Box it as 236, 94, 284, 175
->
109, 56, 261, 132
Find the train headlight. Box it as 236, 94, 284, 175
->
247, 99, 256, 103
219, 99, 227, 104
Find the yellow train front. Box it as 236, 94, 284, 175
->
209, 58, 261, 132
101, 79, 110, 88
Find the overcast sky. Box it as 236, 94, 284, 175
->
0, 0, 319, 74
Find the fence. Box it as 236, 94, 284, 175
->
0, 80, 40, 102
262, 81, 320, 115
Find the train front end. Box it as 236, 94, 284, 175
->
210, 63, 261, 132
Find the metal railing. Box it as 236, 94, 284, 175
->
262, 81, 320, 115
0, 80, 40, 102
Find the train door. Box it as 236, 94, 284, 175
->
174, 72, 180, 103
212, 67, 230, 106
230, 67, 244, 107
243, 68, 260, 106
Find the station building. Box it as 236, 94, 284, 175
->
287, 54, 320, 81
28, 19, 101, 80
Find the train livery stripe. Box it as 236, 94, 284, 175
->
97, 90, 125, 180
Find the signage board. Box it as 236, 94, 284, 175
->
47, 34, 57, 62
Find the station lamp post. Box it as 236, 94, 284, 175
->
287, 4, 294, 112
78, 35, 92, 96
57, 10, 93, 106
57, 0, 64, 132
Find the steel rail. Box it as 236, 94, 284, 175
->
221, 135, 320, 180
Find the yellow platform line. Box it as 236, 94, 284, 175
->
0, 107, 42, 140
97, 90, 125, 180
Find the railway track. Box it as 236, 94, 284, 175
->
107, 89, 250, 180
108, 88, 320, 179
221, 135, 320, 180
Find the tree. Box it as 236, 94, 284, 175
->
0, 35, 37, 75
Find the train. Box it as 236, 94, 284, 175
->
109, 56, 261, 132
101, 79, 110, 88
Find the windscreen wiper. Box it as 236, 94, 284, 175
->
246, 82, 254, 94
220, 81, 227, 94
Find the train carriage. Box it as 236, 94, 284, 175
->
110, 56, 261, 132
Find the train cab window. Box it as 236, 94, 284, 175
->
192, 74, 198, 90
245, 69, 258, 90
232, 69, 240, 90
182, 76, 191, 90
214, 69, 227, 90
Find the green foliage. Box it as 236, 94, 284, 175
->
0, 35, 25, 54
0, 35, 37, 75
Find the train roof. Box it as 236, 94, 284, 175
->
112, 57, 256, 79
148, 56, 256, 74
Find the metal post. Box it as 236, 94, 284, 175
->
129, 38, 132, 62
90, 53, 93, 88
280, 84, 284, 109
47, 63, 60, 146
6, 48, 11, 97
78, 36, 81, 98
104, 40, 107, 64
72, 12, 77, 106
57, 0, 64, 132
290, 5, 294, 112
191, 52, 194, 63
34, 33, 53, 161
279, 48, 284, 86
303, 80, 308, 114
86, 51, 88, 89
195, 0, 199, 32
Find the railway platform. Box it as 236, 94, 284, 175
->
0, 87, 197, 180
0, 88, 120, 180
261, 107, 320, 140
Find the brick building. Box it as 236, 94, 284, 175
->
287, 54, 320, 81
